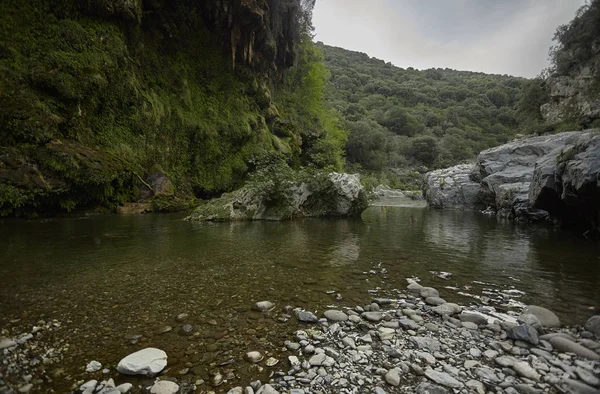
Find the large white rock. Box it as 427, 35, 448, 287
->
117, 348, 167, 376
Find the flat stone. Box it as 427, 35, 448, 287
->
475, 367, 499, 383
416, 382, 450, 394
309, 353, 326, 366
385, 368, 401, 386
296, 311, 318, 323
522, 305, 560, 328
560, 379, 600, 394
410, 337, 441, 352
324, 310, 348, 322
576, 367, 600, 387
425, 297, 446, 306
517, 313, 542, 330
116, 383, 133, 393
150, 381, 179, 394
458, 313, 488, 325
424, 369, 463, 388
465, 380, 485, 394
549, 336, 600, 360
255, 301, 274, 311
0, 338, 17, 350
462, 321, 478, 330
495, 356, 516, 367
362, 312, 384, 322
117, 348, 167, 376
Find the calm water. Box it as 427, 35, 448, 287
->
1, 202, 599, 391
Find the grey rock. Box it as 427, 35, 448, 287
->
362, 312, 384, 322
416, 382, 450, 394
549, 336, 600, 360
584, 315, 600, 337
559, 379, 600, 394
410, 337, 441, 352
431, 304, 457, 316
513, 361, 540, 380
324, 310, 348, 322
308, 353, 326, 366
576, 367, 600, 387
425, 297, 446, 306
507, 324, 539, 345
465, 380, 485, 394
85, 360, 102, 373
521, 305, 560, 328
227, 388, 244, 394
256, 384, 279, 394
255, 301, 274, 311
296, 311, 318, 323
458, 313, 488, 326
424, 369, 463, 388
517, 314, 542, 330
0, 338, 17, 350
420, 287, 440, 298
424, 163, 482, 209
495, 356, 516, 367
384, 368, 401, 386
245, 351, 263, 363
149, 381, 179, 394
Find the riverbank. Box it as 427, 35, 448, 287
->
2, 266, 599, 394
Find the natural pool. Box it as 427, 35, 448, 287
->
1, 202, 599, 392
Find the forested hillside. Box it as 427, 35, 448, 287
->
319, 43, 530, 171
0, 0, 345, 217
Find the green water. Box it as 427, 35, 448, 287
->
1, 203, 599, 391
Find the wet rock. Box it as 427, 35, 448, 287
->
179, 324, 194, 336
245, 351, 264, 363
85, 360, 102, 373
175, 313, 188, 322
507, 324, 539, 345
584, 315, 600, 337
549, 336, 600, 360
117, 348, 167, 376
150, 380, 179, 394
296, 311, 318, 323
521, 305, 560, 328
255, 301, 275, 312
385, 368, 401, 386
424, 369, 463, 388
324, 310, 348, 322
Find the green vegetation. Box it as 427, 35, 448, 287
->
318, 43, 528, 172
0, 0, 345, 217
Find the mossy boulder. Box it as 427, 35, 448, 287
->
186, 172, 368, 221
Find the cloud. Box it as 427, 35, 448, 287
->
312, 0, 586, 77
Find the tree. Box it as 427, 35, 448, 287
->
407, 136, 439, 167
379, 107, 422, 136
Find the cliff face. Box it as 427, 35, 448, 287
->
0, 0, 328, 217
540, 0, 600, 128
541, 62, 600, 126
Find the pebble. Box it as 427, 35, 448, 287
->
85, 360, 102, 373
384, 368, 401, 386
245, 351, 263, 363
323, 310, 348, 322
255, 301, 274, 311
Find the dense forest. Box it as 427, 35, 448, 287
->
0, 0, 345, 216
319, 43, 528, 172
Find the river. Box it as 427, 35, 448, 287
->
1, 201, 599, 391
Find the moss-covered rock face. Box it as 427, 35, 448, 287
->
186, 171, 369, 222
0, 0, 342, 217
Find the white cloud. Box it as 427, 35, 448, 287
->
312, 0, 586, 77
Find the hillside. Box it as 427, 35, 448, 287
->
0, 0, 345, 217
318, 43, 532, 172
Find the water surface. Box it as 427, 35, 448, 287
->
1, 202, 599, 391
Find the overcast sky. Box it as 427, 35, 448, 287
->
312, 0, 587, 78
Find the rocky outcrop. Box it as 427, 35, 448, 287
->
424, 130, 600, 230
186, 172, 369, 221
423, 164, 483, 209
529, 132, 600, 229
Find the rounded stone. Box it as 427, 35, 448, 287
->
323, 310, 349, 322
117, 348, 168, 376
255, 301, 275, 312
425, 297, 446, 306
420, 287, 439, 298
522, 305, 560, 328
150, 380, 179, 394
245, 351, 263, 363
584, 315, 600, 337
